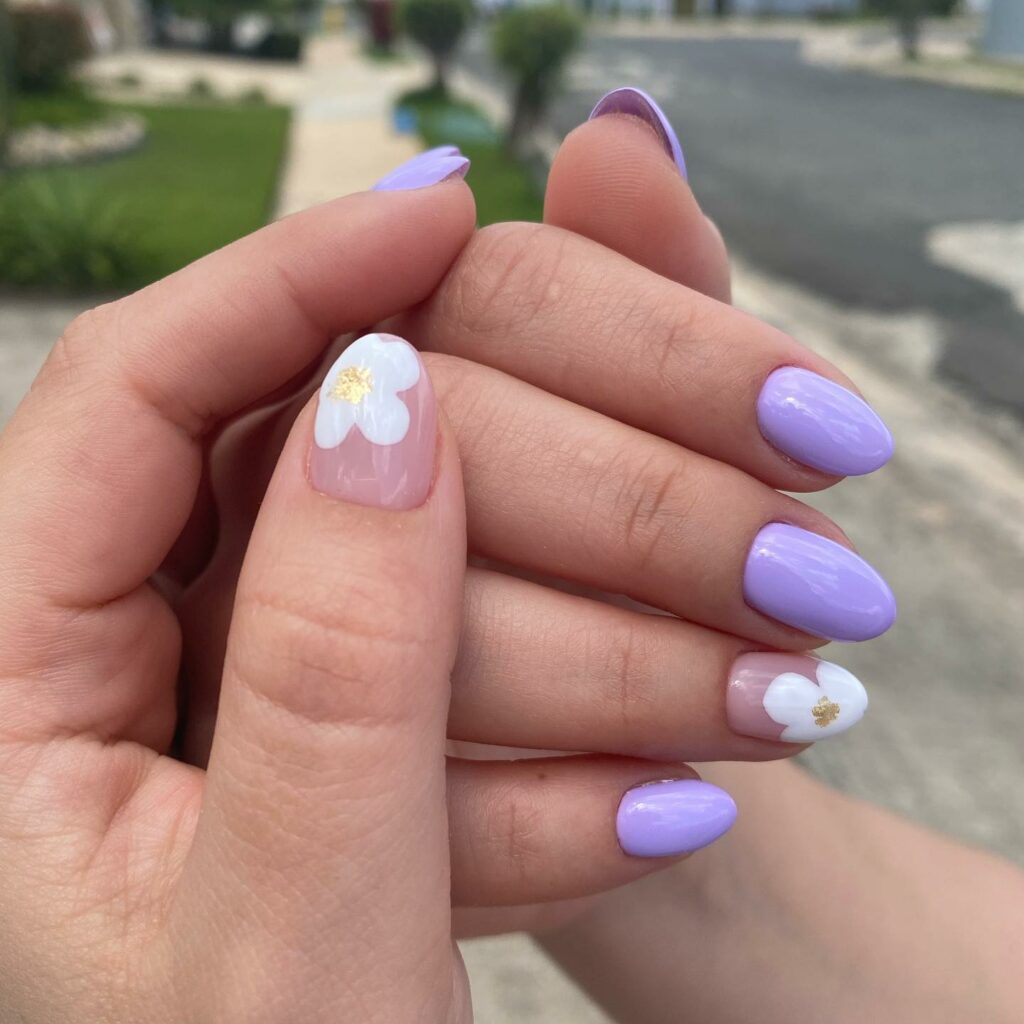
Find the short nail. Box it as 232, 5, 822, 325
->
589, 86, 687, 178
744, 523, 896, 642
310, 333, 436, 509
616, 779, 736, 858
758, 367, 894, 476
727, 652, 868, 743
372, 152, 470, 191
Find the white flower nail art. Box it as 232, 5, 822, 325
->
314, 334, 421, 450
762, 660, 868, 743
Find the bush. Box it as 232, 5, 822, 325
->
400, 0, 473, 92
0, 178, 155, 290
492, 5, 582, 153
11, 3, 91, 93
254, 30, 304, 62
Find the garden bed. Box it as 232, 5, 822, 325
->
0, 102, 291, 291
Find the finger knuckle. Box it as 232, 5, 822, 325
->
603, 446, 704, 574
232, 568, 436, 728
443, 223, 573, 342
487, 778, 547, 886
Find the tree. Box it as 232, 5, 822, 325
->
492, 5, 582, 154
400, 0, 473, 94
864, 0, 958, 61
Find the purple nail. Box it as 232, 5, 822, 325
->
744, 523, 896, 642
418, 144, 461, 159
589, 87, 687, 178
616, 779, 736, 858
372, 153, 470, 192
758, 367, 894, 476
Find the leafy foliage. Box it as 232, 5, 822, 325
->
492, 5, 582, 150
400, 0, 473, 91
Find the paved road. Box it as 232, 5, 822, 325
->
463, 32, 1024, 415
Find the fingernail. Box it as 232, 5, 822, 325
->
372, 152, 470, 191
616, 779, 736, 858
727, 653, 868, 743
757, 367, 894, 476
743, 523, 896, 642
589, 86, 687, 178
310, 333, 436, 509
418, 144, 461, 159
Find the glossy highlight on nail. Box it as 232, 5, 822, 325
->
372, 151, 470, 192
727, 652, 868, 743
616, 779, 736, 858
758, 367, 894, 477
589, 86, 687, 178
743, 523, 896, 642
309, 333, 436, 509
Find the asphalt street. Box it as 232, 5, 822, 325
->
463, 31, 1024, 416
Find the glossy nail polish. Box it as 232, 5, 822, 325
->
758, 367, 894, 476
616, 779, 736, 858
310, 333, 436, 509
743, 523, 896, 642
372, 152, 470, 192
727, 652, 868, 743
589, 86, 687, 178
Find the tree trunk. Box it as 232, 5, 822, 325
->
713, 0, 731, 18
504, 84, 534, 157
898, 11, 921, 60
432, 56, 448, 96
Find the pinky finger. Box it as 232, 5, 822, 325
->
447, 756, 736, 907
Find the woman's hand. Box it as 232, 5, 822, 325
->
178, 99, 894, 788
0, 179, 747, 1021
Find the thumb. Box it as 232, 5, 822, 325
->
175, 334, 466, 1022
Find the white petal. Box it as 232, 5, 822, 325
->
338, 333, 421, 392
314, 394, 358, 449
354, 389, 411, 446
763, 672, 821, 736
816, 661, 869, 726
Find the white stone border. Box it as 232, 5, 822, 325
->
7, 113, 148, 170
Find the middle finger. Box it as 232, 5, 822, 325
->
429, 353, 895, 648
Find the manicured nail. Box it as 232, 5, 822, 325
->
727, 653, 868, 743
616, 779, 736, 858
589, 86, 687, 178
418, 144, 461, 159
758, 367, 894, 476
310, 333, 435, 509
372, 152, 470, 191
744, 523, 896, 642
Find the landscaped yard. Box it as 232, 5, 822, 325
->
0, 100, 290, 291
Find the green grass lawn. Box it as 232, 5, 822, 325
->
396, 87, 543, 225
0, 101, 290, 291
13, 86, 104, 129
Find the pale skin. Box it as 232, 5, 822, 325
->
0, 109, 1018, 1022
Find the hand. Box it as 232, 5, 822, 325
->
0, 180, 741, 1021
178, 100, 893, 789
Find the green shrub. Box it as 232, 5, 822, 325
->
400, 0, 473, 92
0, 178, 155, 290
11, 3, 91, 92
187, 76, 216, 100
254, 30, 304, 62
492, 5, 582, 152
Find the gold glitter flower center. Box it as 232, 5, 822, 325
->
331, 365, 374, 404
812, 695, 841, 728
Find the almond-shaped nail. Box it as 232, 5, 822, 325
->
372, 152, 470, 191
758, 367, 894, 476
310, 333, 435, 509
589, 86, 687, 178
727, 653, 868, 743
743, 523, 896, 642
616, 779, 736, 858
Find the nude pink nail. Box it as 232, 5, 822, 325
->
727, 652, 868, 744
309, 333, 436, 509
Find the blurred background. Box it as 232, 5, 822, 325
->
0, 0, 1022, 1019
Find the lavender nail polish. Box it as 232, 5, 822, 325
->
744, 523, 896, 642
616, 779, 736, 858
372, 153, 470, 192
758, 367, 894, 476
589, 86, 687, 178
